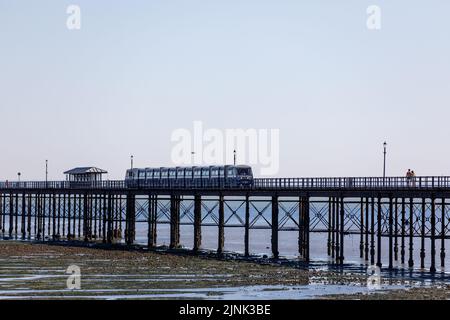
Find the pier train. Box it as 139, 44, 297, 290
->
125, 165, 254, 188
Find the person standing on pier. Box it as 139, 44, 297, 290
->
411, 170, 416, 187
406, 169, 412, 187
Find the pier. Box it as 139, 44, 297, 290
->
0, 176, 449, 273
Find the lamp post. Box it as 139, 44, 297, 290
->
45, 160, 48, 185
383, 141, 387, 180
233, 149, 236, 166
17, 172, 21, 182
131, 155, 134, 170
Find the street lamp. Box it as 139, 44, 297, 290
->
130, 155, 134, 170
17, 172, 21, 182
45, 160, 48, 183
233, 149, 236, 166
383, 142, 387, 179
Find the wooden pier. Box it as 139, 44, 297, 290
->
0, 176, 449, 272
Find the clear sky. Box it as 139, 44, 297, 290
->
1, 1, 449, 180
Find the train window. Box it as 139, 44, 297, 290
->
227, 168, 235, 176
194, 168, 201, 176
202, 168, 210, 177
161, 169, 168, 177
186, 168, 193, 177
237, 168, 250, 175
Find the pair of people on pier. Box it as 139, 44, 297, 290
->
406, 169, 416, 187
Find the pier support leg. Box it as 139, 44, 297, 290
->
107, 194, 113, 244
331, 197, 335, 259
148, 195, 158, 248
83, 193, 89, 241
401, 198, 406, 265
389, 197, 393, 269
365, 197, 369, 261
408, 198, 414, 268
217, 195, 225, 255
193, 195, 202, 252
339, 197, 344, 265
14, 193, 18, 238
298, 197, 304, 257
376, 197, 382, 268
394, 198, 399, 262
304, 197, 310, 262
170, 195, 180, 249
327, 197, 332, 256
360, 198, 364, 259
244, 195, 250, 257
370, 197, 375, 265
430, 197, 436, 273
335, 197, 340, 263
441, 199, 446, 269
271, 196, 279, 259
421, 198, 426, 269
9, 194, 13, 238
125, 194, 135, 246
27, 194, 31, 239
52, 193, 56, 240
21, 193, 26, 239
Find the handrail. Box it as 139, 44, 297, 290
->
1, 176, 450, 190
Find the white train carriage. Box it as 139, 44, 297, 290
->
125, 165, 253, 188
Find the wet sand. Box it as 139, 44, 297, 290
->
0, 241, 447, 299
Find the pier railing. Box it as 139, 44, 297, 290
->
1, 176, 450, 190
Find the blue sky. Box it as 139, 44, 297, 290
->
1, 1, 449, 180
